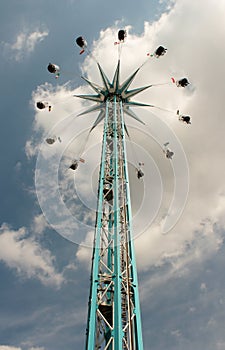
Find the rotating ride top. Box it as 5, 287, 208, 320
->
37, 29, 191, 350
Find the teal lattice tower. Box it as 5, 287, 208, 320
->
76, 60, 152, 350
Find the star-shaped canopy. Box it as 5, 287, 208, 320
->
75, 60, 154, 132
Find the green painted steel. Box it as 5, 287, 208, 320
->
78, 61, 148, 350
113, 96, 123, 350
120, 101, 144, 350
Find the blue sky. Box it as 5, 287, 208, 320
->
1, 0, 225, 349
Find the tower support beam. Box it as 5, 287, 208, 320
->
85, 95, 144, 350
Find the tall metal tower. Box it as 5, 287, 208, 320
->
76, 60, 152, 350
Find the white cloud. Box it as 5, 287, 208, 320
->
171, 329, 182, 338
3, 28, 48, 61
25, 139, 40, 160
0, 347, 22, 350
76, 231, 94, 268
27, 0, 225, 287
0, 223, 64, 287
132, 0, 225, 275
32, 213, 49, 235
200, 282, 207, 292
